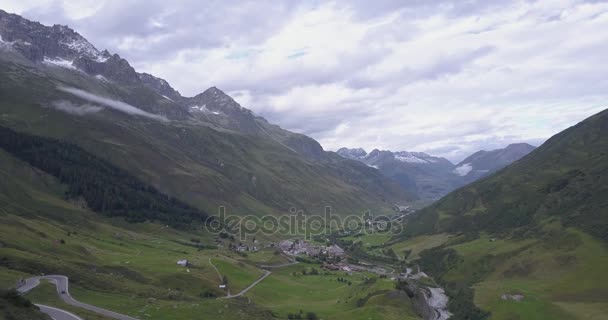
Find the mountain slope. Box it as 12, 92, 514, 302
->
0, 10, 413, 217
452, 143, 536, 186
338, 148, 456, 200
407, 109, 607, 239
397, 108, 608, 319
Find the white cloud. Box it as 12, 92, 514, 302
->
57, 86, 168, 121
50, 100, 103, 115
453, 163, 473, 176
5, 0, 608, 161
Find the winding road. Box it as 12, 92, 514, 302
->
36, 304, 84, 320
17, 275, 138, 320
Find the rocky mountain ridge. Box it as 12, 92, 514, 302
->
338, 143, 535, 200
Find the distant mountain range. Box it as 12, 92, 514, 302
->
337, 143, 535, 200
0, 9, 414, 217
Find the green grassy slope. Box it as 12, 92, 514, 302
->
406, 108, 608, 239
397, 109, 608, 319
414, 226, 608, 320
0, 148, 420, 319
0, 148, 272, 319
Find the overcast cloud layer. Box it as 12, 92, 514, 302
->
5, 0, 608, 162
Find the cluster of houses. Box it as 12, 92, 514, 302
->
230, 240, 260, 252
279, 240, 345, 257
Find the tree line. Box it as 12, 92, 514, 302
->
0, 126, 209, 228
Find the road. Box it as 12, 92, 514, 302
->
17, 275, 138, 320
221, 270, 271, 299
36, 304, 84, 320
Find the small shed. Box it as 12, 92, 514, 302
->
177, 259, 189, 267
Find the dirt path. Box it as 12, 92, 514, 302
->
220, 271, 271, 299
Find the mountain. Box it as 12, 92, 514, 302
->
0, 9, 414, 218
337, 144, 535, 201
336, 147, 367, 159
452, 143, 536, 185
398, 108, 608, 319
407, 110, 607, 238
338, 148, 456, 200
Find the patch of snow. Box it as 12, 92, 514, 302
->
395, 154, 428, 163
61, 37, 99, 58
161, 95, 174, 102
60, 37, 109, 62
367, 164, 379, 169
43, 57, 78, 70
394, 151, 438, 164
95, 55, 109, 63
453, 163, 473, 176
191, 104, 222, 115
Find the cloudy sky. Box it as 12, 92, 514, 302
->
4, 0, 608, 162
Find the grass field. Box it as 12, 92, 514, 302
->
248, 262, 419, 320
411, 225, 608, 320
389, 233, 451, 260
243, 248, 289, 265
344, 232, 394, 247
210, 257, 264, 293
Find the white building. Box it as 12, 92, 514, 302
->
177, 259, 189, 267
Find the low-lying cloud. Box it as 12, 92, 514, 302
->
57, 86, 167, 121
50, 100, 103, 115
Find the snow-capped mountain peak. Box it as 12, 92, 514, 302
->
393, 151, 439, 164
336, 147, 367, 159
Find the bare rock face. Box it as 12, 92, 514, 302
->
1, 10, 100, 62
74, 53, 142, 84
187, 87, 261, 134
0, 9, 141, 85
137, 72, 183, 102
